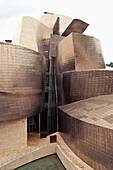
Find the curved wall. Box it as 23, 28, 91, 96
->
56, 33, 105, 105
0, 42, 46, 121
55, 14, 88, 36
0, 93, 42, 121
58, 95, 113, 170
63, 70, 113, 104
62, 19, 89, 36
39, 13, 59, 35
12, 16, 39, 52
57, 33, 105, 74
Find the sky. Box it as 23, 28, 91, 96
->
0, 0, 113, 63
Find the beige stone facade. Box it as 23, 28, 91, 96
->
0, 118, 27, 154
0, 133, 93, 170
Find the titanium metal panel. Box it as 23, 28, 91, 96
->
12, 16, 39, 52
55, 14, 73, 35
73, 33, 105, 70
39, 13, 59, 35
40, 13, 88, 37
37, 22, 52, 60
58, 95, 113, 169
0, 93, 42, 121
63, 70, 113, 104
57, 33, 105, 74
62, 19, 89, 36
0, 42, 46, 121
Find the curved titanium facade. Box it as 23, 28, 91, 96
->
55, 14, 88, 36
57, 33, 105, 74
62, 19, 89, 36
56, 33, 105, 105
0, 42, 45, 121
58, 95, 113, 170
63, 70, 113, 104
12, 16, 39, 52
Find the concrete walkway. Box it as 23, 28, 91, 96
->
0, 132, 93, 170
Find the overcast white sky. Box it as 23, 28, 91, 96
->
0, 0, 113, 63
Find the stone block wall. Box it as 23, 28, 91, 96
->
0, 118, 27, 154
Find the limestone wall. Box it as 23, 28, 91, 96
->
0, 118, 27, 154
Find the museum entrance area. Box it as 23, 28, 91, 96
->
27, 114, 39, 133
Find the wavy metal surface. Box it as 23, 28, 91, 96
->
55, 14, 73, 35
0, 42, 46, 121
39, 13, 59, 35
62, 19, 89, 36
39, 13, 88, 37
57, 33, 105, 105
58, 95, 113, 170
37, 23, 53, 43
73, 33, 105, 70
63, 70, 113, 104
57, 33, 105, 74
12, 16, 39, 52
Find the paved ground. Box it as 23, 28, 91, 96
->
0, 133, 93, 170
